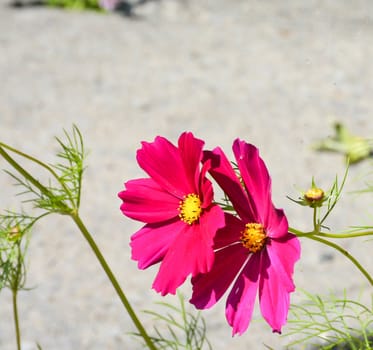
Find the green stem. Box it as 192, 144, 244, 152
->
12, 289, 21, 350
289, 227, 373, 239
312, 207, 318, 232
0, 142, 50, 173
11, 243, 23, 350
307, 235, 373, 286
0, 145, 71, 214
288, 227, 313, 237
0, 143, 75, 208
315, 231, 373, 239
70, 213, 157, 350
0, 146, 52, 197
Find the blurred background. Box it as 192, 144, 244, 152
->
1, 0, 372, 348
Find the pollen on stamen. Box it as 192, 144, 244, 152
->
240, 223, 267, 253
178, 193, 202, 225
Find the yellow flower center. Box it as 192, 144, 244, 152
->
178, 193, 202, 225
240, 223, 267, 253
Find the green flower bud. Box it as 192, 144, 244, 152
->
7, 225, 22, 242
304, 187, 325, 208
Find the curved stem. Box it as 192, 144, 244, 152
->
315, 231, 373, 239
12, 289, 21, 350
70, 212, 157, 350
288, 227, 313, 237
306, 235, 373, 286
289, 227, 373, 239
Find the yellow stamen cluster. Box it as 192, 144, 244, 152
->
240, 223, 267, 253
178, 193, 202, 225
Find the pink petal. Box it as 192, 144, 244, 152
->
130, 219, 183, 269
258, 235, 300, 333
233, 140, 272, 224
265, 234, 301, 291
199, 204, 226, 246
226, 253, 261, 336
199, 159, 214, 208
178, 132, 205, 192
213, 213, 243, 250
204, 147, 254, 222
258, 249, 290, 333
137, 136, 192, 197
266, 206, 289, 239
190, 243, 248, 309
153, 206, 224, 295
119, 178, 179, 223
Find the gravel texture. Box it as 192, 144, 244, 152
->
1, 1, 373, 349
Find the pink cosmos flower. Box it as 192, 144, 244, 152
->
190, 139, 301, 335
118, 132, 225, 296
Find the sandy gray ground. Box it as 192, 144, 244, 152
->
1, 0, 373, 349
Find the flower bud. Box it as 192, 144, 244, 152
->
7, 225, 22, 242
288, 178, 328, 208
304, 187, 325, 207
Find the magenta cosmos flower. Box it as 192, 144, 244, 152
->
190, 139, 301, 335
118, 132, 225, 296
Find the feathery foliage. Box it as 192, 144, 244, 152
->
0, 125, 85, 215
134, 293, 212, 350
284, 290, 373, 349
